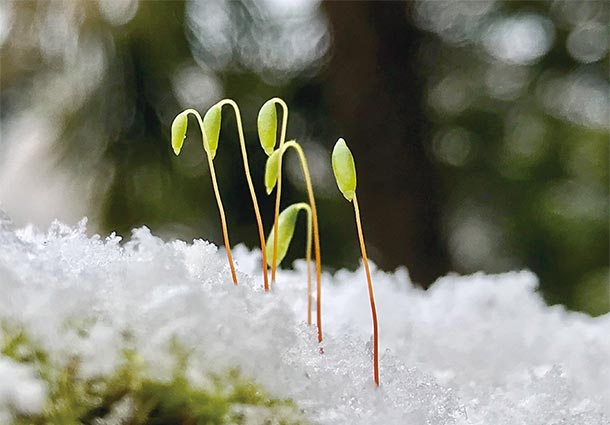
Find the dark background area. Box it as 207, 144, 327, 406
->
1, 0, 608, 315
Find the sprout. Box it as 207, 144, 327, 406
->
264, 141, 323, 343
265, 203, 313, 325
207, 98, 271, 291
170, 108, 238, 285
331, 138, 380, 387
256, 98, 289, 285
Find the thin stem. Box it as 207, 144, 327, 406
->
283, 202, 312, 324
305, 206, 312, 326
217, 99, 270, 291
183, 109, 237, 285
271, 98, 288, 284
281, 141, 322, 343
353, 194, 379, 387
208, 156, 238, 285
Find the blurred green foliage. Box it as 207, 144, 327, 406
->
412, 0, 609, 313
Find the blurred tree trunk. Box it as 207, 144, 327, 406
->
323, 1, 448, 286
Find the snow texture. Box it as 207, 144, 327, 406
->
0, 212, 608, 424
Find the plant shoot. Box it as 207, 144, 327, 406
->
331, 138, 379, 387
207, 99, 270, 291
265, 140, 323, 343
170, 109, 238, 285
265, 203, 313, 324
257, 98, 288, 284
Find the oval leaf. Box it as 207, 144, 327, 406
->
331, 138, 357, 201
264, 149, 281, 195
258, 99, 277, 156
171, 111, 188, 155
265, 204, 303, 267
203, 104, 222, 160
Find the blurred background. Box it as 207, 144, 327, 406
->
0, 0, 608, 315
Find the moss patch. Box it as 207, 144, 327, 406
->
2, 326, 306, 425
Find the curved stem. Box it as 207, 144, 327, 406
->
280, 141, 322, 343
353, 194, 379, 387
217, 99, 270, 291
271, 97, 289, 150
271, 98, 289, 284
183, 109, 237, 285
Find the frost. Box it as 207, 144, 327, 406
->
0, 213, 608, 424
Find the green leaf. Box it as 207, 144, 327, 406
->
265, 203, 307, 267
171, 112, 188, 155
331, 138, 357, 201
258, 99, 277, 156
264, 149, 281, 195
203, 104, 222, 160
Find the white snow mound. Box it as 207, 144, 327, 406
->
0, 213, 608, 424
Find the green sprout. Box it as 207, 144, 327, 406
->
257, 98, 288, 284
208, 99, 271, 291
265, 203, 314, 325
172, 99, 271, 291
171, 109, 238, 285
264, 141, 323, 343
331, 138, 379, 387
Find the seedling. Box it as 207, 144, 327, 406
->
172, 99, 271, 290
331, 138, 379, 387
257, 98, 288, 285
265, 141, 323, 343
209, 99, 270, 291
265, 203, 313, 325
171, 108, 238, 285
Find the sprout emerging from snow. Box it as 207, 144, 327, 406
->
265, 141, 323, 344
207, 99, 271, 291
257, 98, 289, 285
170, 107, 239, 285
265, 203, 313, 325
171, 99, 271, 290
332, 138, 380, 387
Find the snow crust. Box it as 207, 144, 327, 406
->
0, 212, 608, 424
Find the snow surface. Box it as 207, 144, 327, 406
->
0, 212, 608, 424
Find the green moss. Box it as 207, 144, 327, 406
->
2, 326, 306, 425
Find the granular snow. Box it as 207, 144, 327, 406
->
0, 212, 608, 424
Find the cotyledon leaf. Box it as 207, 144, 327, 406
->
331, 138, 357, 202
265, 203, 308, 267
257, 99, 277, 156
203, 104, 222, 160
171, 111, 188, 155
264, 149, 281, 195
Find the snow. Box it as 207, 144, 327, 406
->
0, 211, 608, 424
0, 358, 46, 420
